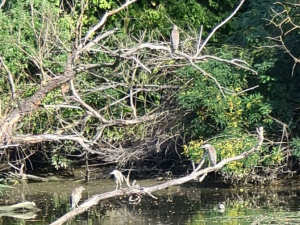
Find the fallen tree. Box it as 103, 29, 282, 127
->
0, 0, 257, 176
50, 127, 264, 225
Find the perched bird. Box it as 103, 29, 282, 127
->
110, 170, 125, 190
70, 186, 85, 209
170, 25, 179, 53
200, 144, 217, 166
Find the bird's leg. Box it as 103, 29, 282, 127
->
192, 161, 196, 171
118, 180, 122, 190
192, 157, 206, 174
119, 180, 122, 190
125, 174, 131, 188
204, 152, 213, 168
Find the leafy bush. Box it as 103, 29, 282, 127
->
291, 138, 300, 159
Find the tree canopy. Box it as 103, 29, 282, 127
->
0, 0, 300, 183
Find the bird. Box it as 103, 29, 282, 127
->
170, 25, 179, 53
218, 202, 225, 212
110, 170, 125, 190
70, 186, 85, 209
200, 144, 217, 166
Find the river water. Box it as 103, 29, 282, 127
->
1, 178, 300, 225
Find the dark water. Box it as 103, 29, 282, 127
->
1, 179, 300, 224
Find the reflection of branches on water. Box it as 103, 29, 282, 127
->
91, 200, 145, 223
223, 187, 300, 211
107, 207, 140, 221
51, 127, 264, 225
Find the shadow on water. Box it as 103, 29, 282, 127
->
1, 179, 300, 224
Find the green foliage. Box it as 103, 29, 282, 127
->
184, 133, 284, 176
291, 138, 300, 159
51, 154, 72, 170
176, 40, 281, 177
119, 0, 240, 37
261, 146, 284, 166
0, 0, 76, 169
177, 47, 272, 139
178, 0, 299, 178
0, 0, 73, 98
183, 134, 257, 174
0, 0, 297, 178
227, 0, 300, 131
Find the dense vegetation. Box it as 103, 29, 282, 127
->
0, 0, 299, 183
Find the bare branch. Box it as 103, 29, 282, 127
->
80, 0, 137, 48
70, 79, 108, 123
78, 28, 118, 55
119, 43, 256, 73
0, 0, 253, 168
197, 0, 246, 54
223, 85, 259, 95
196, 25, 203, 55
266, 2, 300, 76
0, 57, 16, 98
11, 134, 105, 156
189, 60, 226, 98
0, 0, 6, 9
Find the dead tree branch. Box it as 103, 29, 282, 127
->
0, 0, 256, 169
197, 0, 246, 55
0, 56, 16, 98
0, 0, 6, 9
266, 2, 300, 76
50, 127, 264, 225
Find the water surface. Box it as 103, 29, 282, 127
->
1, 179, 300, 224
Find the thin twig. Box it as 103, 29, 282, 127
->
0, 57, 16, 98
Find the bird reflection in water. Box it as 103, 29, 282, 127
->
218, 202, 225, 213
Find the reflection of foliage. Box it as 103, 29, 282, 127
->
188, 199, 294, 225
